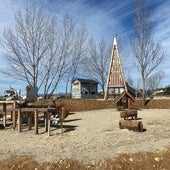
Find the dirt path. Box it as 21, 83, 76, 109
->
0, 109, 170, 164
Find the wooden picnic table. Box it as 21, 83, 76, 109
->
8, 107, 57, 136
0, 101, 58, 136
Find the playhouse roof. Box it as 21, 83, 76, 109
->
72, 78, 98, 85
114, 91, 135, 104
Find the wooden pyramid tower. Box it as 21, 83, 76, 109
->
104, 35, 127, 100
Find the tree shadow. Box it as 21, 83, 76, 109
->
69, 112, 76, 115
50, 124, 78, 133
64, 118, 81, 122
62, 125, 78, 133
142, 128, 147, 132
0, 124, 5, 129
136, 118, 142, 120
0, 122, 13, 129
145, 96, 154, 106
132, 128, 147, 132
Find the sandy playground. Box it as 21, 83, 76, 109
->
0, 108, 170, 165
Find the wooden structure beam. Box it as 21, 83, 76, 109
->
104, 35, 127, 100
0, 101, 57, 136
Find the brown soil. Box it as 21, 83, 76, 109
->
0, 149, 170, 170
0, 107, 170, 169
0, 99, 170, 170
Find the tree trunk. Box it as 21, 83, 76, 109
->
142, 74, 146, 107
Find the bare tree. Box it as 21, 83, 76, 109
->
0, 6, 87, 99
146, 71, 165, 91
64, 22, 88, 96
0, 6, 50, 90
42, 13, 76, 98
129, 1, 164, 106
82, 38, 111, 94
126, 73, 134, 86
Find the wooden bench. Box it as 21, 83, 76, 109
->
120, 109, 138, 120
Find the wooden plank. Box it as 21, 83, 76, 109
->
44, 112, 48, 132
28, 113, 32, 130
20, 107, 57, 112
6, 107, 57, 113
34, 110, 38, 135
60, 107, 65, 133
12, 109, 17, 129
18, 109, 22, 132
2, 103, 6, 127
47, 112, 51, 136
11, 101, 16, 121
0, 101, 16, 104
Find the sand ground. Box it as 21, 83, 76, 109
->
0, 109, 170, 165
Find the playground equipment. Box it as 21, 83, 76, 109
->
119, 108, 144, 132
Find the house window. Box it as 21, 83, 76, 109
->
73, 82, 79, 85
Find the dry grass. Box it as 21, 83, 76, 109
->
1, 147, 170, 170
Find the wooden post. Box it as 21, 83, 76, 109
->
128, 98, 131, 108
34, 110, 38, 135
12, 101, 17, 129
2, 103, 6, 127
47, 112, 51, 136
28, 113, 32, 130
44, 112, 48, 132
18, 109, 22, 132
60, 107, 65, 133
12, 109, 17, 129
11, 101, 16, 121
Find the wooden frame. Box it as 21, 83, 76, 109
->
115, 91, 135, 110
11, 108, 57, 136
104, 35, 127, 100
0, 101, 58, 136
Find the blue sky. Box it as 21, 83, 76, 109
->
0, 0, 170, 95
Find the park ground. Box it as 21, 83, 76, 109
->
0, 108, 170, 169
